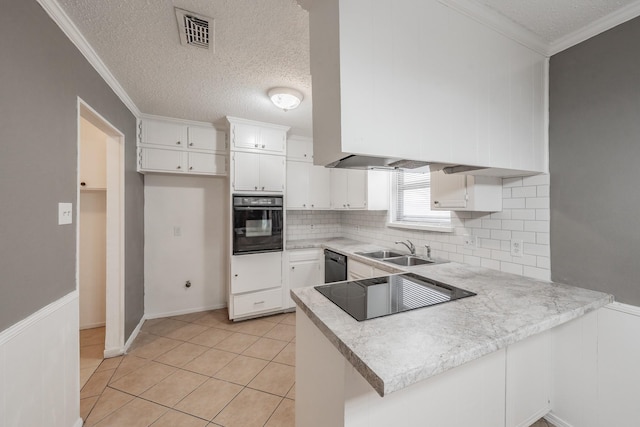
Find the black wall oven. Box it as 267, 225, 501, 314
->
232, 195, 284, 255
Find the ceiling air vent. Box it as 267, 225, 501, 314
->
175, 8, 214, 51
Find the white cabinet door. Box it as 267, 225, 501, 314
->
347, 170, 367, 209
188, 127, 226, 151
506, 330, 551, 427
141, 120, 188, 148
80, 122, 107, 189
287, 136, 314, 161
260, 127, 287, 153
331, 169, 349, 209
140, 147, 185, 172
431, 172, 468, 209
286, 161, 310, 209
231, 252, 282, 294
260, 154, 285, 192
231, 123, 261, 150
233, 152, 261, 191
288, 260, 322, 308
309, 166, 331, 209
188, 152, 226, 175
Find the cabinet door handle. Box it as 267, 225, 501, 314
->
234, 274, 238, 277
177, 165, 181, 169
255, 186, 258, 190
261, 186, 265, 190
262, 144, 265, 148
311, 204, 314, 207
291, 266, 295, 270
176, 141, 181, 145
303, 204, 306, 207
254, 143, 258, 148
347, 204, 350, 207
254, 301, 265, 305
189, 142, 194, 147
434, 201, 440, 205
304, 154, 307, 157
189, 166, 193, 170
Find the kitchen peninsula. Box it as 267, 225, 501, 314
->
291, 239, 612, 427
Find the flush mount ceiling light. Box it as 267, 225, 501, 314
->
268, 87, 303, 111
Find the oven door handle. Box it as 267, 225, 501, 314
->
233, 207, 283, 211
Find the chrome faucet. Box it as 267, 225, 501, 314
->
425, 244, 432, 259
395, 239, 416, 255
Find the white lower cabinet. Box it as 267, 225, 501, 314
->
229, 252, 283, 320
233, 288, 283, 318
347, 258, 391, 281
286, 249, 324, 309
430, 170, 502, 212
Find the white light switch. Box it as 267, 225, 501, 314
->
58, 202, 73, 225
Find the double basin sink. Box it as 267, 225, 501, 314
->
356, 250, 436, 266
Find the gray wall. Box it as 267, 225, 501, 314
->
0, 0, 144, 338
550, 17, 640, 306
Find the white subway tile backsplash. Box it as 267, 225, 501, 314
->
522, 174, 550, 186
503, 198, 526, 209
512, 209, 536, 220
526, 197, 550, 209
503, 177, 523, 187
512, 186, 537, 198
291, 175, 550, 283
501, 262, 524, 275
502, 220, 524, 231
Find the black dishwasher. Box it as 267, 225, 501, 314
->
324, 249, 347, 283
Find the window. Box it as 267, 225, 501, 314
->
389, 169, 451, 231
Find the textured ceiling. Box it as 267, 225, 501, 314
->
56, 0, 639, 136
478, 0, 639, 44
57, 0, 312, 135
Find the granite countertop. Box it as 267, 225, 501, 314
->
290, 239, 613, 397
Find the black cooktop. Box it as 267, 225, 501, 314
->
315, 273, 476, 321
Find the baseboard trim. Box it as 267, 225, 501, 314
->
605, 301, 640, 317
122, 315, 146, 353
80, 322, 106, 330
544, 412, 573, 427
73, 416, 84, 427
145, 303, 227, 320
0, 290, 78, 346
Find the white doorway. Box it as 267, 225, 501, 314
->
77, 99, 125, 358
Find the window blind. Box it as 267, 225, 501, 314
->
391, 169, 450, 224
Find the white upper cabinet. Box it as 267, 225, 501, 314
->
309, 0, 548, 177
430, 170, 502, 212
330, 169, 388, 210
137, 118, 227, 176
287, 136, 314, 162
140, 119, 188, 148
227, 116, 289, 155
232, 152, 285, 193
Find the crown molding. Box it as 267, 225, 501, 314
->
549, 0, 640, 55
36, 0, 141, 117
438, 0, 550, 56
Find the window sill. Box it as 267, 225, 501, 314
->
386, 221, 454, 233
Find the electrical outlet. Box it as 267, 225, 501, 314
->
58, 202, 72, 225
511, 239, 523, 257
463, 235, 477, 249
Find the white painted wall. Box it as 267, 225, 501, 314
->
0, 292, 81, 427
79, 117, 107, 329
144, 174, 228, 318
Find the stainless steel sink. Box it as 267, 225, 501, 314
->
384, 256, 435, 266
357, 250, 405, 259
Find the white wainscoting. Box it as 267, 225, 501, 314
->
0, 291, 81, 427
548, 302, 640, 427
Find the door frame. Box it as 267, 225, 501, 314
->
76, 98, 126, 357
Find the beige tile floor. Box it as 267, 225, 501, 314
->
80, 309, 555, 427
80, 309, 295, 426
